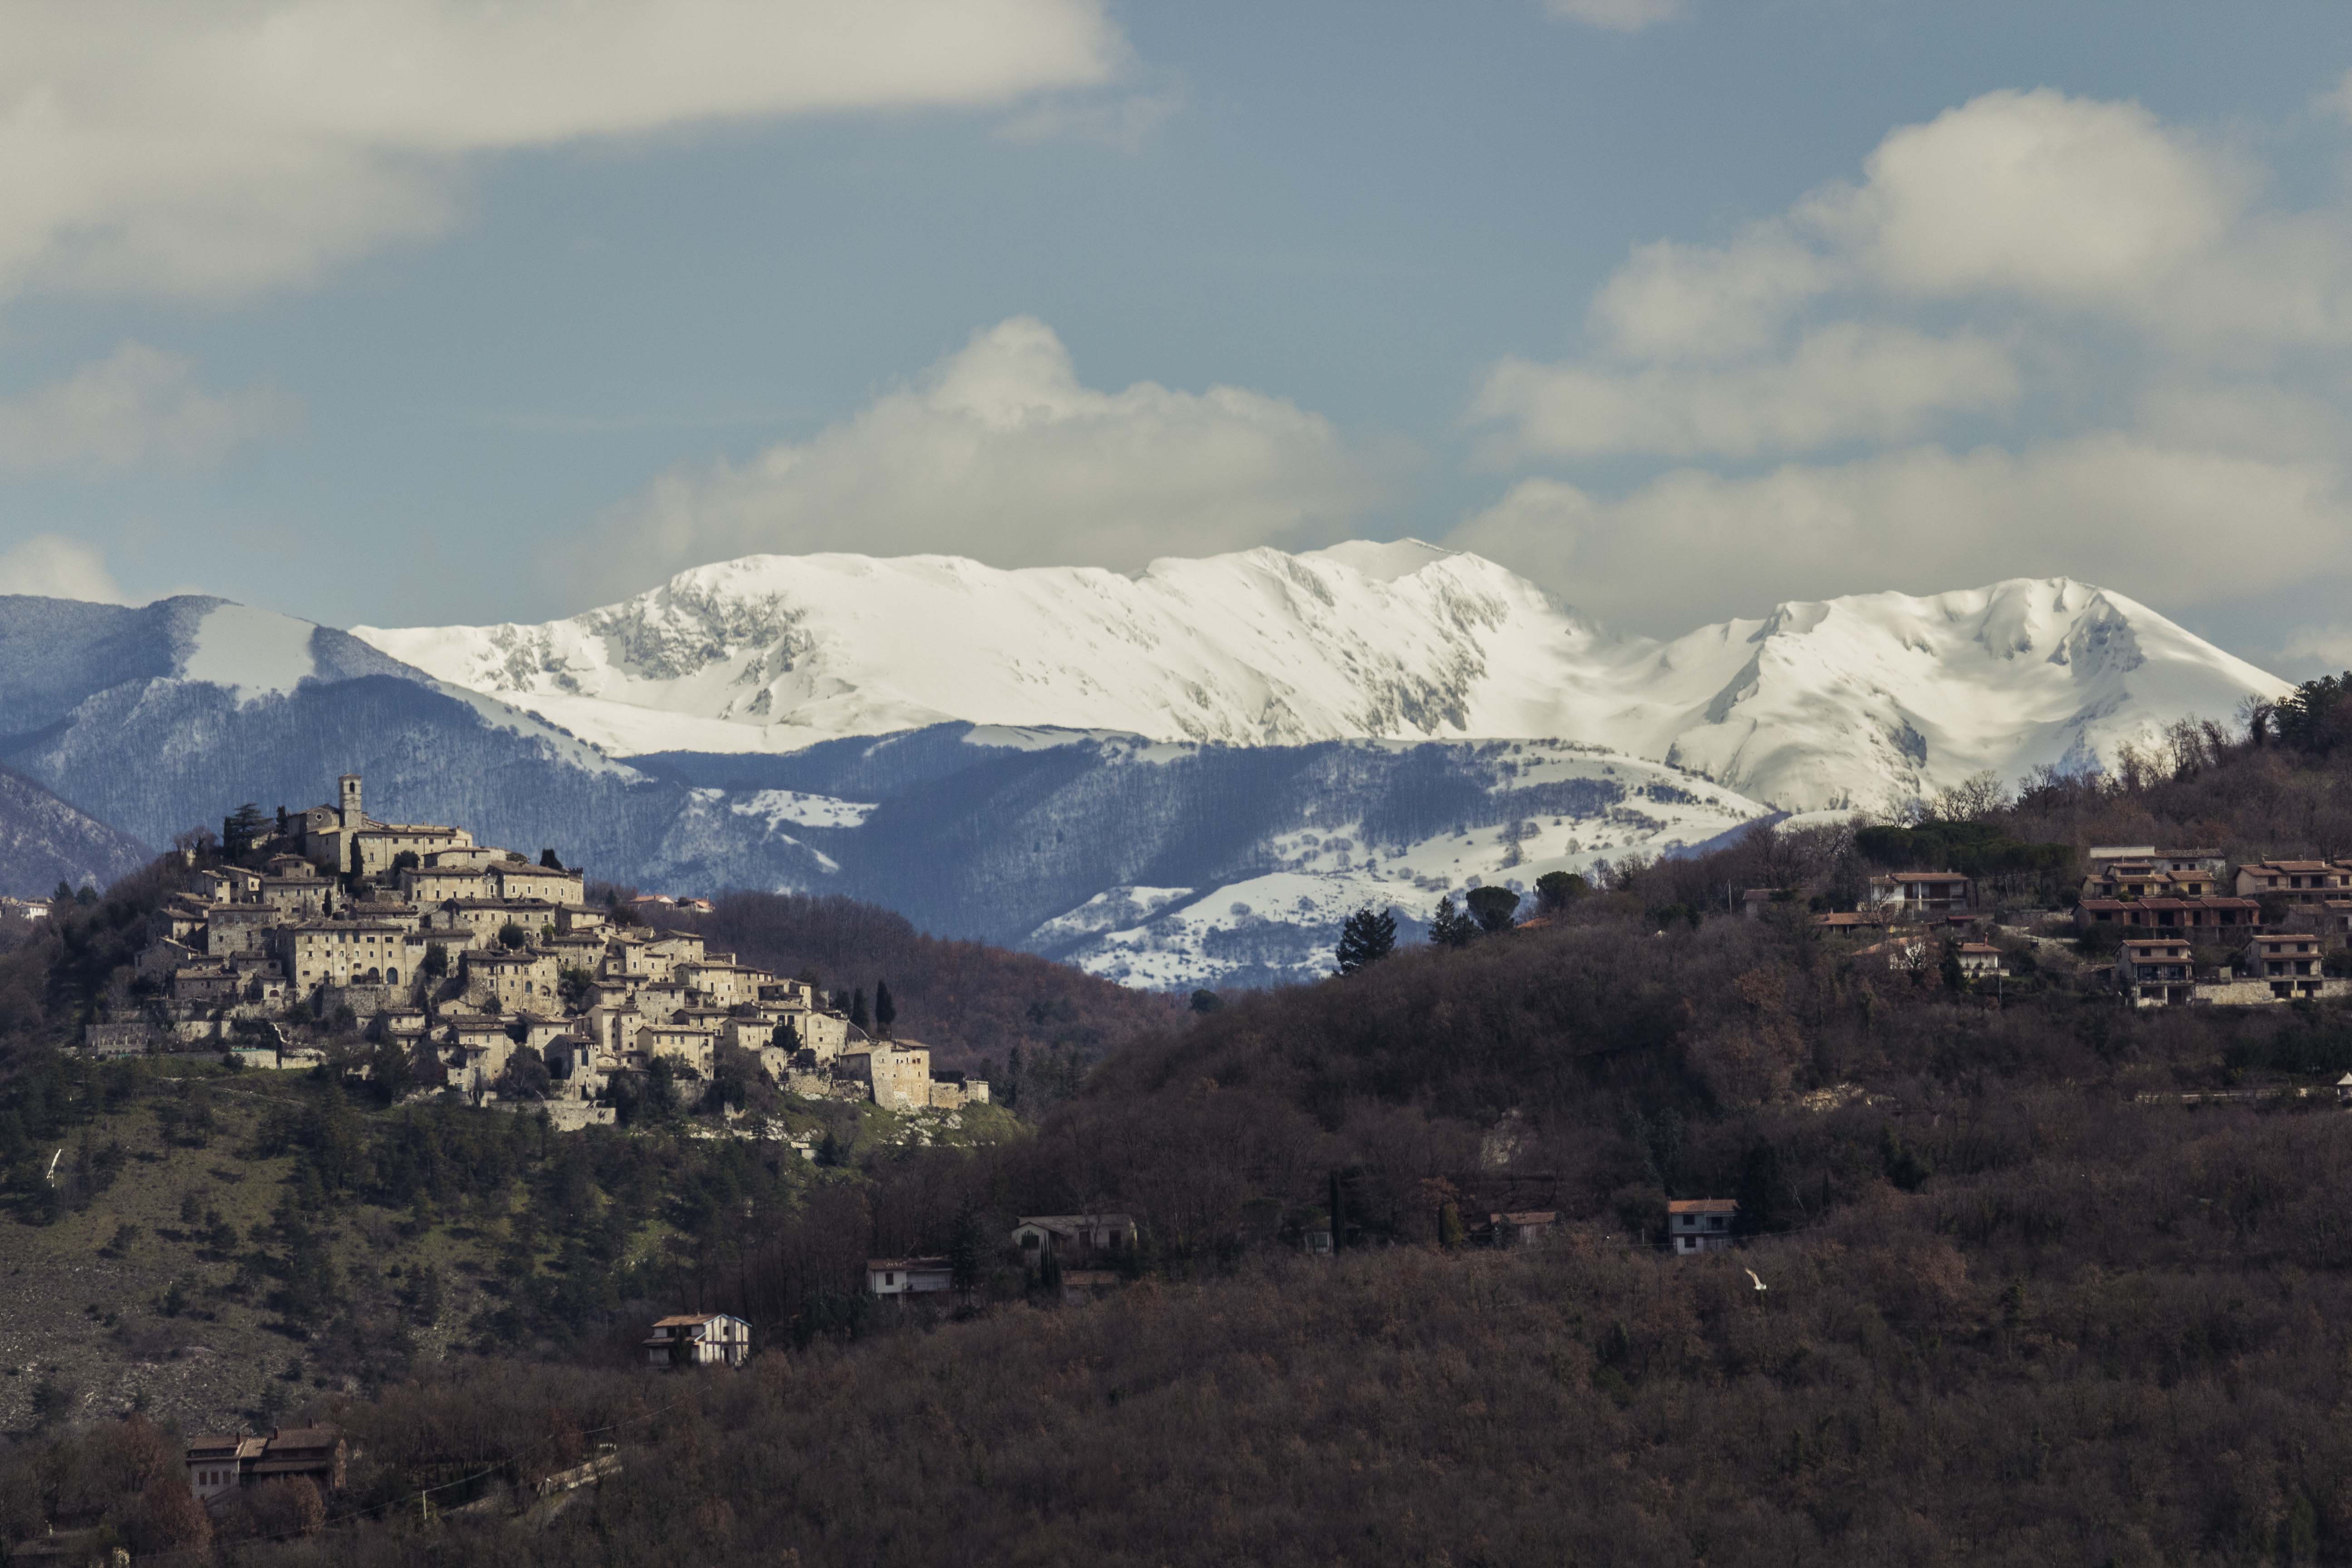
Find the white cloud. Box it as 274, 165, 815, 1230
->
1815, 89, 2247, 304
0, 0, 1124, 299
1471, 323, 2017, 461
2277, 622, 2352, 675
0, 344, 292, 472
595, 317, 1392, 594
1543, 0, 1684, 33
1453, 437, 2347, 633
1456, 85, 2352, 624
0, 534, 127, 602
1590, 228, 1838, 362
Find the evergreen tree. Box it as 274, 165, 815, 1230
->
221, 802, 270, 861
947, 1199, 984, 1298
539, 848, 564, 869
51, 880, 72, 906
1428, 895, 1479, 949
1939, 938, 1967, 992
1334, 906, 1398, 975
1189, 989, 1224, 1014
874, 980, 896, 1038
850, 989, 870, 1031
773, 1018, 802, 1053
1534, 870, 1589, 913
1466, 885, 1522, 934
1735, 1141, 1782, 1238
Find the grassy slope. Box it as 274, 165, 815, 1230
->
0, 1062, 1020, 1436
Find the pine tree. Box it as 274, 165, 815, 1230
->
1466, 885, 1522, 934
1428, 895, 1479, 949
539, 848, 564, 869
874, 980, 896, 1038
1334, 906, 1398, 975
1534, 870, 1588, 913
850, 989, 870, 1031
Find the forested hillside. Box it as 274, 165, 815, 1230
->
16, 690, 2352, 1563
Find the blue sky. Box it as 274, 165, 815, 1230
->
6, 0, 2352, 671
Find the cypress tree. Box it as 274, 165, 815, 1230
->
850, 989, 870, 1031
874, 980, 896, 1038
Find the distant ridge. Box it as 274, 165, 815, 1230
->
357, 546, 2288, 814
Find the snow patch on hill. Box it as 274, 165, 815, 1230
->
180, 604, 317, 701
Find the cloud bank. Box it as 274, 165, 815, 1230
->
0, 344, 291, 473
0, 0, 1124, 300
591, 317, 1392, 597
1455, 87, 2352, 638
0, 535, 127, 603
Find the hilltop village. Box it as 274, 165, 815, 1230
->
79, 774, 984, 1126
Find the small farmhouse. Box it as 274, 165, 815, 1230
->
866, 1257, 955, 1298
1012, 1213, 1138, 1268
642, 1312, 751, 1367
1667, 1198, 1737, 1255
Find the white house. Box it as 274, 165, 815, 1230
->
641, 1312, 750, 1367
865, 1257, 954, 1298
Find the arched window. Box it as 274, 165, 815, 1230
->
387, 968, 399, 984
366, 967, 381, 983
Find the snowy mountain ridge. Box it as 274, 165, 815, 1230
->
355, 544, 2289, 814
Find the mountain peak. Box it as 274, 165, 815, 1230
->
353, 547, 2287, 813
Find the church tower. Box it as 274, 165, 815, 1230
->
338, 774, 363, 828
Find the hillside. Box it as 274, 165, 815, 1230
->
0, 764, 150, 898
355, 544, 2286, 814
665, 889, 1176, 1080
16, 690, 2352, 1560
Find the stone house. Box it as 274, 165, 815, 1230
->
642, 1313, 750, 1367
399, 865, 494, 904
1668, 1198, 1737, 1254
492, 862, 583, 904
676, 959, 769, 1007
637, 1021, 718, 1074
275, 921, 418, 990
843, 1041, 932, 1110
431, 897, 563, 946
463, 947, 560, 1011
205, 903, 284, 956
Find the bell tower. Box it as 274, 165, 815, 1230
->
338, 774, 363, 828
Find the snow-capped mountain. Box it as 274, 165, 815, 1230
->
355, 544, 2288, 814
0, 591, 1765, 987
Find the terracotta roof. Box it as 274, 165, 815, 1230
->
1666, 1198, 1738, 1214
